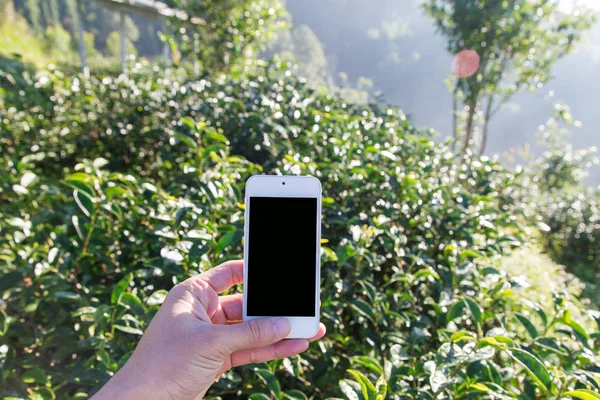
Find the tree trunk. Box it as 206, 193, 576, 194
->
0, 0, 14, 23
451, 80, 459, 151
49, 0, 60, 26
40, 0, 51, 27
451, 93, 458, 151
461, 103, 475, 153
479, 96, 494, 155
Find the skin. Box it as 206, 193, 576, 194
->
92, 260, 326, 400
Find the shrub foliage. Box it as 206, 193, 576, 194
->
1, 62, 599, 399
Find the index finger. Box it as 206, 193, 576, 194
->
197, 260, 244, 293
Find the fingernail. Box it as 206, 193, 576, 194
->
273, 318, 291, 336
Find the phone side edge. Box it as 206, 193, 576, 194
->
241, 177, 252, 322
315, 180, 322, 332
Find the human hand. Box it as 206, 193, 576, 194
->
92, 260, 326, 400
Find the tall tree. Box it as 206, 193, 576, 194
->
24, 0, 42, 33
48, 0, 60, 25
169, 0, 286, 75
266, 23, 334, 89
0, 0, 12, 20
423, 0, 594, 154
39, 0, 49, 26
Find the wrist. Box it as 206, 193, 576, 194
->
92, 358, 162, 400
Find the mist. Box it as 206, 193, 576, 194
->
284, 0, 600, 184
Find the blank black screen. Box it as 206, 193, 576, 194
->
247, 197, 317, 316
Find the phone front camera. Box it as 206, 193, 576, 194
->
282, 182, 286, 185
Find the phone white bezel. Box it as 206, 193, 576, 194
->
242, 175, 322, 339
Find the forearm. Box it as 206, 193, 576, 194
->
91, 360, 163, 400
91, 354, 212, 400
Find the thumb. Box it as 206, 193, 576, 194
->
217, 318, 291, 353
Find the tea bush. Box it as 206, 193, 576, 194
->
1, 62, 599, 399
532, 146, 600, 278
505, 143, 600, 303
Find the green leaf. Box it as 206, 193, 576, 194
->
73, 307, 96, 317
111, 273, 133, 304
20, 172, 37, 188
534, 337, 568, 356
36, 386, 56, 400
469, 346, 495, 362
469, 383, 490, 392
215, 231, 241, 255
564, 390, 600, 400
283, 390, 309, 400
510, 348, 551, 392
491, 336, 514, 347
186, 230, 213, 240
72, 215, 86, 242
464, 297, 483, 327
0, 310, 7, 335
0, 271, 23, 293
413, 267, 440, 281
451, 331, 476, 342
321, 246, 339, 261
478, 337, 508, 349
560, 317, 590, 347
12, 184, 28, 194
447, 300, 467, 321
174, 133, 197, 149
97, 349, 111, 369
113, 324, 143, 335
337, 244, 357, 266
53, 291, 81, 300
93, 158, 109, 168
425, 361, 448, 393
351, 298, 376, 324
389, 344, 409, 364
515, 313, 539, 339
348, 369, 376, 400
375, 375, 387, 400
536, 222, 551, 232
358, 280, 377, 304
254, 369, 280, 398
529, 302, 548, 326
182, 117, 196, 130
205, 131, 229, 144
481, 266, 501, 276
142, 182, 158, 193
459, 249, 481, 261
74, 189, 94, 218
283, 358, 294, 375
22, 368, 47, 384
248, 395, 270, 400
322, 197, 335, 205
105, 186, 128, 198
65, 172, 94, 183
119, 292, 145, 315
147, 290, 168, 306
154, 226, 177, 239
380, 150, 396, 161
351, 356, 383, 375
340, 379, 361, 400
201, 144, 226, 160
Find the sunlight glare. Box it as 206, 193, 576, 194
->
558, 0, 600, 13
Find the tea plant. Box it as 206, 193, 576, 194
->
1, 61, 598, 399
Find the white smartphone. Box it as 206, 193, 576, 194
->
242, 175, 322, 339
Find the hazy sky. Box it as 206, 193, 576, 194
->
285, 0, 600, 184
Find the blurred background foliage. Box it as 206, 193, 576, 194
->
1, 0, 599, 399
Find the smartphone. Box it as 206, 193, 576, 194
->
242, 175, 322, 339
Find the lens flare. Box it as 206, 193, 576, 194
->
452, 50, 480, 78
